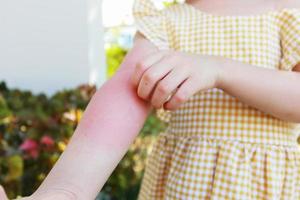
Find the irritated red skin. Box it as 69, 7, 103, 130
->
30, 37, 157, 200
75, 43, 152, 151
75, 69, 150, 150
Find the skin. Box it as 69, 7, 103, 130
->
131, 50, 221, 110
1, 0, 300, 199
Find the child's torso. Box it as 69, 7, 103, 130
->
159, 3, 299, 146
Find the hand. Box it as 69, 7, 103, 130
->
131, 50, 222, 110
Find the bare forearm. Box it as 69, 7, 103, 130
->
31, 40, 154, 199
217, 56, 300, 122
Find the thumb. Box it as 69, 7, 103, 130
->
0, 185, 8, 200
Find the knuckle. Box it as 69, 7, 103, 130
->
143, 73, 155, 83
136, 61, 147, 71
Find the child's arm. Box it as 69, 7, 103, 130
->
27, 33, 158, 199
216, 2, 300, 123
216, 56, 300, 122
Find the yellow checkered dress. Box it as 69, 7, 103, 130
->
132, 0, 300, 199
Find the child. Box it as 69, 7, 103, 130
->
131, 0, 300, 199
1, 0, 300, 199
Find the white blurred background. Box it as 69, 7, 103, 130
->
0, 0, 137, 95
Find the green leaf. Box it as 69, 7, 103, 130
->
4, 155, 23, 182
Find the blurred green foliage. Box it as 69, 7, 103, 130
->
106, 43, 127, 79
163, 0, 178, 7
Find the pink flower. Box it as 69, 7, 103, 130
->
40, 135, 55, 147
20, 139, 39, 159
20, 139, 38, 151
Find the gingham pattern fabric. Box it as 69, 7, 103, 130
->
132, 0, 300, 199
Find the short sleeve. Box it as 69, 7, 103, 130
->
132, 0, 170, 50
278, 8, 300, 71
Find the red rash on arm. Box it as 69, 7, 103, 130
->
75, 46, 153, 150
31, 36, 158, 199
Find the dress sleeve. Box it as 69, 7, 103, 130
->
132, 0, 170, 50
132, 0, 172, 123
278, 8, 300, 71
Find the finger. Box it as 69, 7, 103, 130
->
151, 66, 189, 109
0, 185, 8, 200
137, 55, 177, 100
131, 50, 169, 87
164, 76, 199, 110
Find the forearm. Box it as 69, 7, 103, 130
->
217, 56, 300, 122
31, 42, 154, 199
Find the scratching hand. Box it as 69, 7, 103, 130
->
131, 50, 222, 111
